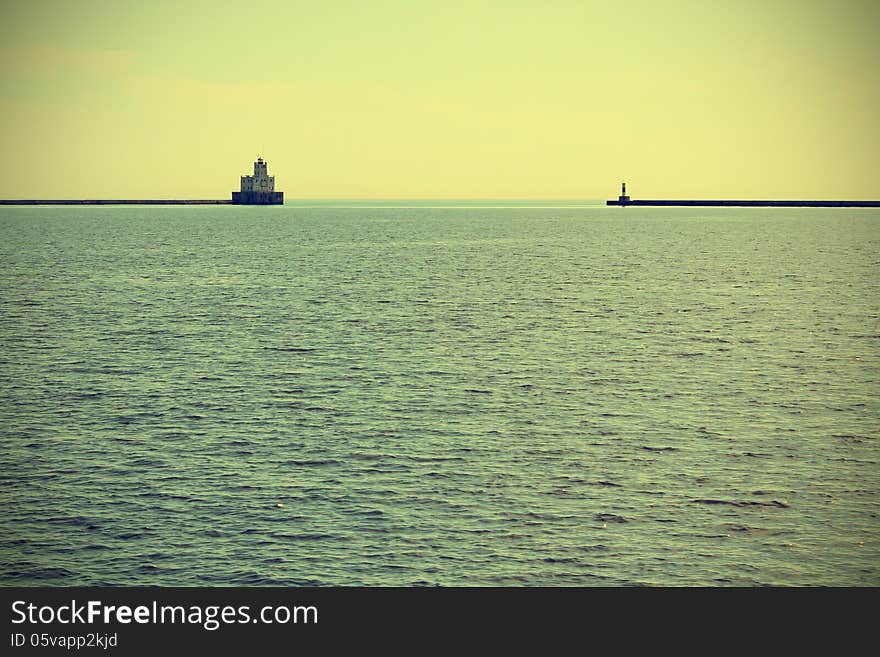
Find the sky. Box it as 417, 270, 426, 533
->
0, 0, 878, 199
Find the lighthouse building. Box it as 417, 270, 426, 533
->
232, 157, 284, 204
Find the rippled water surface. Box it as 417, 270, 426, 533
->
1, 205, 878, 586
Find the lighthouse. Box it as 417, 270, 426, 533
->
232, 157, 284, 205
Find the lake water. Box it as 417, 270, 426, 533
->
1, 203, 878, 586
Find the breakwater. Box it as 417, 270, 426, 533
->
0, 200, 233, 205
607, 199, 880, 207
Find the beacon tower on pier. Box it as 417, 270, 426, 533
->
232, 157, 284, 204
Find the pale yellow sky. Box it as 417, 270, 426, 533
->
1, 0, 878, 199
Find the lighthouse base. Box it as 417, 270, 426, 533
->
231, 191, 284, 205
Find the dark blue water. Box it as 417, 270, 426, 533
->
1, 204, 878, 585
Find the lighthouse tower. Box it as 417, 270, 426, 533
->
232, 157, 284, 205
617, 182, 630, 205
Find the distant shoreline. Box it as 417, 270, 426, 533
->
2, 198, 879, 208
